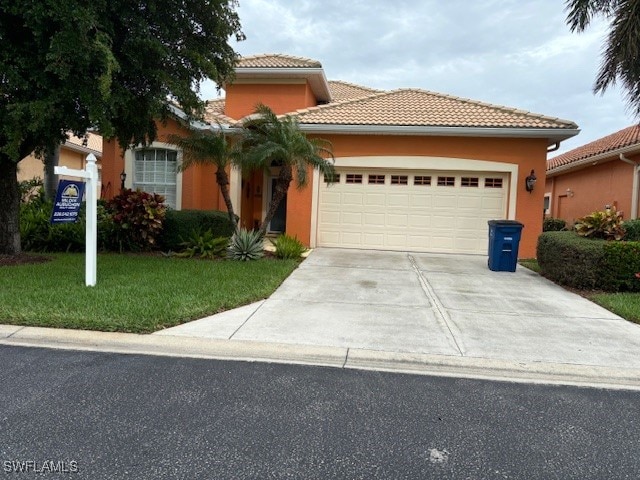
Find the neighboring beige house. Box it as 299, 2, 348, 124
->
18, 132, 103, 193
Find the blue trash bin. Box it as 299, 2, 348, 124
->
487, 220, 524, 272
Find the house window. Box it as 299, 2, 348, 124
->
485, 178, 503, 188
544, 194, 551, 215
390, 175, 408, 185
345, 174, 363, 184
368, 174, 385, 184
461, 177, 479, 187
324, 173, 340, 183
437, 176, 455, 187
414, 176, 431, 186
134, 148, 178, 208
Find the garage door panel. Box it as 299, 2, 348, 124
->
318, 169, 507, 254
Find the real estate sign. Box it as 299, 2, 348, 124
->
50, 180, 86, 224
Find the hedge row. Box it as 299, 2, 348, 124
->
161, 210, 235, 251
537, 231, 640, 291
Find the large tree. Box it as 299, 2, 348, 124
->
0, 0, 243, 254
565, 0, 640, 115
241, 104, 336, 236
168, 128, 239, 228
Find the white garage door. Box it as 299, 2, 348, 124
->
317, 169, 508, 254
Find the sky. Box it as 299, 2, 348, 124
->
200, 0, 637, 156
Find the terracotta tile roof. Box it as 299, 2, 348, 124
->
328, 80, 383, 102
290, 89, 577, 129
204, 98, 236, 124
64, 132, 102, 156
236, 54, 322, 69
548, 125, 640, 170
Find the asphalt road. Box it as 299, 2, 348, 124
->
1, 345, 639, 480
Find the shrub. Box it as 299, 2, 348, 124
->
543, 217, 566, 232
161, 210, 235, 251
19, 177, 43, 203
623, 219, 640, 241
176, 229, 229, 259
574, 206, 625, 240
271, 234, 306, 259
228, 229, 264, 261
537, 231, 640, 291
104, 189, 166, 251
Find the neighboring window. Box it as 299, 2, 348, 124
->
324, 173, 340, 183
368, 174, 385, 185
544, 194, 551, 215
461, 177, 479, 187
485, 178, 503, 188
134, 148, 178, 208
437, 176, 455, 187
345, 174, 363, 184
414, 176, 431, 186
390, 175, 408, 185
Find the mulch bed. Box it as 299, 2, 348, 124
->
0, 254, 52, 267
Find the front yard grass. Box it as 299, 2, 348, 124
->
0, 253, 298, 333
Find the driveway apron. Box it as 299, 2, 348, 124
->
160, 248, 640, 369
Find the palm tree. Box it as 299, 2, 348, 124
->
240, 104, 336, 236
565, 0, 640, 115
168, 128, 238, 228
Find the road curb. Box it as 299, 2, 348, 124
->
2, 325, 640, 391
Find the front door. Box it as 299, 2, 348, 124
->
269, 177, 287, 233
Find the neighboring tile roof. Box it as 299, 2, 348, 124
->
548, 125, 640, 170
328, 80, 383, 102
290, 89, 577, 129
236, 54, 322, 69
64, 132, 102, 156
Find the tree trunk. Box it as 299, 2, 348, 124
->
259, 165, 292, 236
215, 166, 237, 229
0, 158, 22, 255
44, 145, 60, 200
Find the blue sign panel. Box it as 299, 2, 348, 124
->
50, 180, 86, 224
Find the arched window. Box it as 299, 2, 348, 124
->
133, 148, 178, 208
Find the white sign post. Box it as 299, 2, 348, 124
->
54, 154, 98, 286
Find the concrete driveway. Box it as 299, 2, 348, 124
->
157, 248, 640, 369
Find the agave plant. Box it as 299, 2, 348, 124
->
228, 228, 264, 261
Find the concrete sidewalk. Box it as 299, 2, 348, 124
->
3, 248, 640, 390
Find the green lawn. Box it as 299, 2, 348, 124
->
590, 293, 640, 325
0, 254, 298, 333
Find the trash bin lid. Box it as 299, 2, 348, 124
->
487, 220, 524, 227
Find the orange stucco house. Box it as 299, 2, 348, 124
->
546, 125, 640, 225
101, 54, 579, 258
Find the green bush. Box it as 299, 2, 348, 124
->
175, 229, 229, 259
623, 219, 640, 241
574, 206, 625, 240
537, 231, 640, 291
271, 234, 306, 259
162, 210, 235, 251
543, 217, 566, 232
228, 229, 264, 261
104, 189, 166, 251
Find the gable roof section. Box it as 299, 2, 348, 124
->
236, 53, 322, 68
64, 132, 102, 157
328, 80, 384, 102
288, 89, 577, 142
548, 125, 640, 173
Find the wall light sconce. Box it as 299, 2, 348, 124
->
566, 188, 574, 198
120, 170, 127, 191
525, 169, 536, 193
